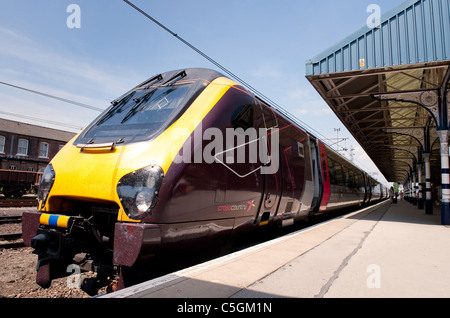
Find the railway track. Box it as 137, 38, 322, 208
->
0, 215, 22, 224
0, 214, 25, 249
0, 198, 37, 208
0, 232, 24, 249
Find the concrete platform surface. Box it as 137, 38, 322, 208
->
102, 200, 450, 298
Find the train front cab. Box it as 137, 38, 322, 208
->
21, 69, 239, 292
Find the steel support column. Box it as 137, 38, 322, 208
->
423, 152, 433, 214
383, 127, 427, 209
417, 162, 424, 209
438, 71, 450, 224
376, 85, 449, 224
412, 169, 417, 205
438, 130, 450, 225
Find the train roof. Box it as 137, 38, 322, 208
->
115, 68, 385, 185
129, 68, 224, 91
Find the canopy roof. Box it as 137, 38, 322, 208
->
306, 0, 450, 183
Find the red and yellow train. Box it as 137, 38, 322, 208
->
22, 68, 386, 294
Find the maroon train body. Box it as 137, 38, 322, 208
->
21, 68, 386, 294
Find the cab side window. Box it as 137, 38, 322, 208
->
231, 105, 254, 130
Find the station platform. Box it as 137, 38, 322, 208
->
102, 200, 450, 298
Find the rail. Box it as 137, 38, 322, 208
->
0, 198, 37, 208
0, 233, 24, 249
0, 216, 25, 249
0, 215, 23, 224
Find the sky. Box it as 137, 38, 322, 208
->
0, 0, 407, 185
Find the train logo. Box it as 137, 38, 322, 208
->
217, 200, 255, 213
247, 200, 255, 212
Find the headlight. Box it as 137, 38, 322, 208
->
37, 164, 55, 208
117, 165, 164, 220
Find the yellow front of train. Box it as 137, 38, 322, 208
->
22, 69, 238, 292
41, 75, 234, 220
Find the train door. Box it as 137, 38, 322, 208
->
253, 102, 282, 225
318, 142, 331, 211
310, 139, 323, 212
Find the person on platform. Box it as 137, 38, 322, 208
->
389, 186, 394, 203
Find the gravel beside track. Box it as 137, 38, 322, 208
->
0, 247, 99, 298
0, 208, 106, 298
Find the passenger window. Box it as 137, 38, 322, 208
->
335, 164, 343, 186
328, 158, 336, 185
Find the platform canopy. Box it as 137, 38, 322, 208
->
306, 0, 450, 184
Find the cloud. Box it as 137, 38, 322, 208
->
0, 91, 87, 132
252, 62, 284, 80
251, 62, 333, 117
0, 26, 146, 131
283, 85, 333, 117
0, 26, 138, 100
0, 26, 34, 44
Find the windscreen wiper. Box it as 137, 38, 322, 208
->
97, 74, 166, 126
139, 74, 163, 89
120, 88, 158, 124
162, 70, 186, 86
96, 93, 135, 126
110, 74, 163, 106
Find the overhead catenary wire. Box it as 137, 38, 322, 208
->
122, 0, 382, 180
122, 0, 327, 142
0, 81, 104, 112
0, 110, 83, 130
